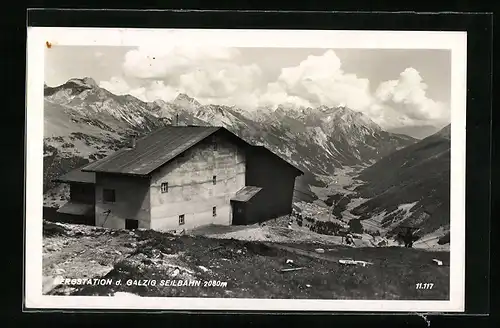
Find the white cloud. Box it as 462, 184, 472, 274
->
99, 47, 448, 129
99, 77, 180, 103
122, 45, 243, 80
137, 80, 180, 103
260, 50, 373, 110
118, 46, 372, 110
259, 82, 313, 108
99, 76, 132, 96
118, 45, 263, 108
374, 67, 449, 126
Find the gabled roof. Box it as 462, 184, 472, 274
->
53, 166, 96, 184
82, 126, 220, 176
81, 125, 304, 177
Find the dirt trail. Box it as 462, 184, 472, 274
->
188, 216, 346, 245
189, 215, 384, 250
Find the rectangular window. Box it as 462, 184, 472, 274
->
161, 182, 169, 193
213, 175, 217, 185
125, 219, 138, 230
213, 206, 217, 217
179, 214, 185, 225
212, 136, 217, 150
103, 189, 115, 203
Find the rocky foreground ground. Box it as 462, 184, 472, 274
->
43, 218, 450, 300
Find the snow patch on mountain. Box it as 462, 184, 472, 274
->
398, 201, 418, 213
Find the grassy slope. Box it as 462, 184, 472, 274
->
44, 221, 449, 300
351, 125, 451, 236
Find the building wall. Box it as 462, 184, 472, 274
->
149, 134, 246, 231
70, 182, 95, 205
243, 189, 272, 225
245, 147, 299, 222
94, 173, 151, 229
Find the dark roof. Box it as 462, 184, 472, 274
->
82, 126, 220, 176
53, 167, 96, 184
81, 125, 303, 176
231, 186, 262, 202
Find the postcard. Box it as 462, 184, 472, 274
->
25, 27, 466, 312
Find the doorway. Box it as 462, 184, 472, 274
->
125, 219, 139, 230
231, 201, 246, 225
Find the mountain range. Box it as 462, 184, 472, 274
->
43, 77, 452, 242
43, 77, 417, 202
351, 124, 451, 238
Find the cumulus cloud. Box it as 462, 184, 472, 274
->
123, 45, 241, 80
99, 77, 181, 103
99, 76, 132, 96
130, 80, 180, 103
98, 47, 448, 129
260, 50, 373, 110
374, 67, 449, 126
115, 45, 263, 108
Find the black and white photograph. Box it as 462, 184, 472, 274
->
25, 27, 466, 312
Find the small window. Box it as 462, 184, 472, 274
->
161, 182, 169, 193
179, 214, 185, 225
213, 175, 217, 185
213, 206, 217, 217
125, 219, 138, 230
212, 136, 217, 150
103, 189, 115, 202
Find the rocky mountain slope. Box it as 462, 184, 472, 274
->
43, 77, 416, 204
348, 124, 451, 238
43, 78, 167, 198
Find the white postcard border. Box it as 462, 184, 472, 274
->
25, 27, 467, 312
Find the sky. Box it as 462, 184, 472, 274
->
45, 46, 451, 130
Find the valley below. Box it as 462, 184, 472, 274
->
295, 163, 450, 252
